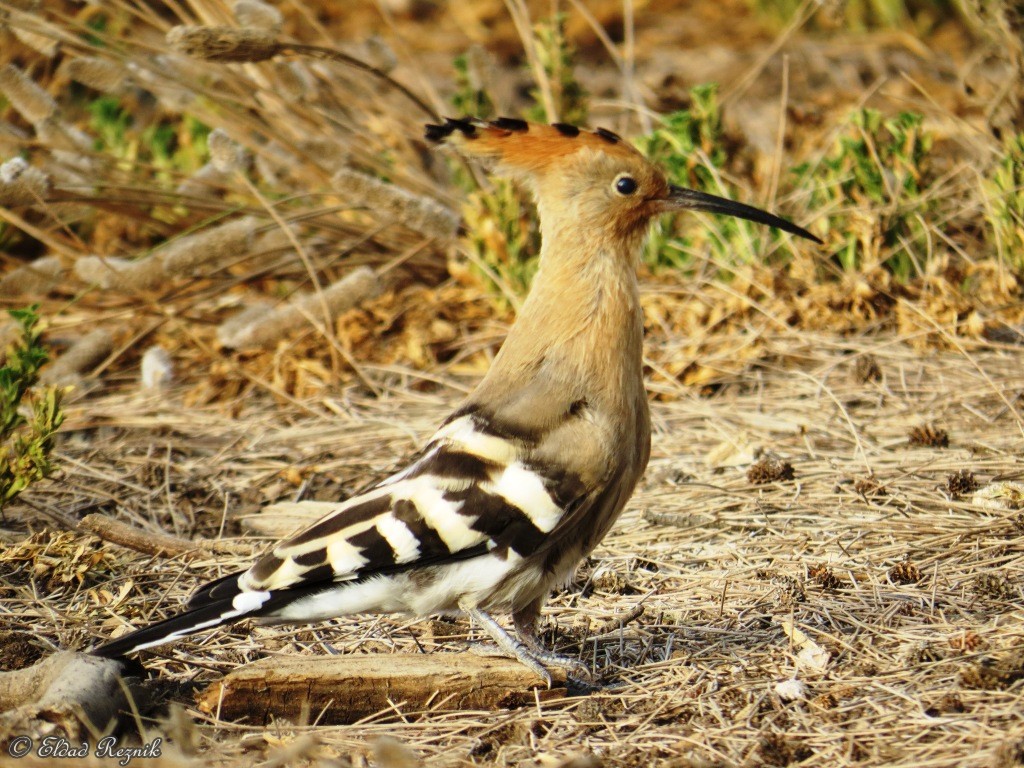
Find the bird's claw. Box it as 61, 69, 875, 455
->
469, 640, 592, 687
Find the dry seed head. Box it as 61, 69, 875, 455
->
0, 120, 29, 155
254, 152, 283, 187
167, 25, 280, 63
40, 328, 114, 385
74, 255, 167, 292
926, 692, 965, 715
371, 737, 420, 768
46, 161, 90, 188
904, 641, 947, 664
298, 139, 348, 173
140, 346, 173, 390
216, 300, 273, 349
159, 217, 256, 276
808, 563, 843, 590
62, 57, 130, 94
972, 572, 1015, 600
127, 57, 200, 110
908, 423, 949, 448
853, 476, 887, 497
10, 22, 58, 58
0, 0, 41, 10
332, 169, 458, 241
888, 559, 922, 584
363, 36, 398, 74
949, 631, 985, 653
218, 267, 380, 349
0, 64, 58, 123
272, 61, 319, 100
0, 157, 50, 206
972, 481, 1024, 510
960, 654, 1024, 691
0, 255, 62, 296
747, 455, 795, 484
232, 0, 283, 32
35, 116, 93, 153
946, 469, 978, 498
207, 128, 250, 174
852, 353, 882, 383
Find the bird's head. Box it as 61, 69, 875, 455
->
426, 117, 821, 247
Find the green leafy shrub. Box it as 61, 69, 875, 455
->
0, 306, 64, 512
794, 109, 935, 281
636, 85, 788, 273
460, 181, 539, 308
451, 52, 495, 121
88, 95, 210, 179
524, 14, 587, 126
986, 132, 1024, 270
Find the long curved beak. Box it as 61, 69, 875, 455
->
662, 185, 822, 244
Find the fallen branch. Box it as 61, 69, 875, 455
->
591, 604, 645, 636
641, 508, 693, 528
79, 513, 252, 559
197, 653, 565, 725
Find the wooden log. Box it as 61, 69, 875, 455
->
196, 653, 566, 725
0, 652, 145, 740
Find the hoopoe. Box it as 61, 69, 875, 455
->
93, 117, 819, 683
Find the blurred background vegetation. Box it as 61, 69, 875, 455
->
0, 0, 1021, 415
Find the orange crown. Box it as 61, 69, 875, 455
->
424, 117, 644, 176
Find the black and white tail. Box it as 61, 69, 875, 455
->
91, 571, 262, 658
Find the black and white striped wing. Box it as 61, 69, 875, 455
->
239, 412, 571, 595
92, 411, 582, 657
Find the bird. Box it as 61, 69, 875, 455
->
92, 117, 820, 683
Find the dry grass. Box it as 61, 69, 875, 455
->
4, 337, 1024, 766
2, 0, 1024, 765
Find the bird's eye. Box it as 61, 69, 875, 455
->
614, 175, 638, 196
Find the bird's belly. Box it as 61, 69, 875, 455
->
405, 551, 540, 614
264, 551, 535, 622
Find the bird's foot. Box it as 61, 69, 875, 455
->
469, 641, 552, 686
463, 605, 592, 687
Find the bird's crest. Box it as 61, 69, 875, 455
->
425, 117, 644, 176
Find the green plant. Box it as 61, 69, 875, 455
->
795, 108, 935, 280
524, 14, 587, 126
88, 95, 210, 179
448, 26, 573, 307
0, 306, 64, 513
986, 132, 1024, 270
451, 52, 495, 122
460, 180, 540, 309
636, 85, 779, 273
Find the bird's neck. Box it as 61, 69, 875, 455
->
480, 216, 646, 403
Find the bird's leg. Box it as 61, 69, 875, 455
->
510, 599, 544, 653
464, 604, 552, 687
462, 600, 593, 685
512, 603, 593, 682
